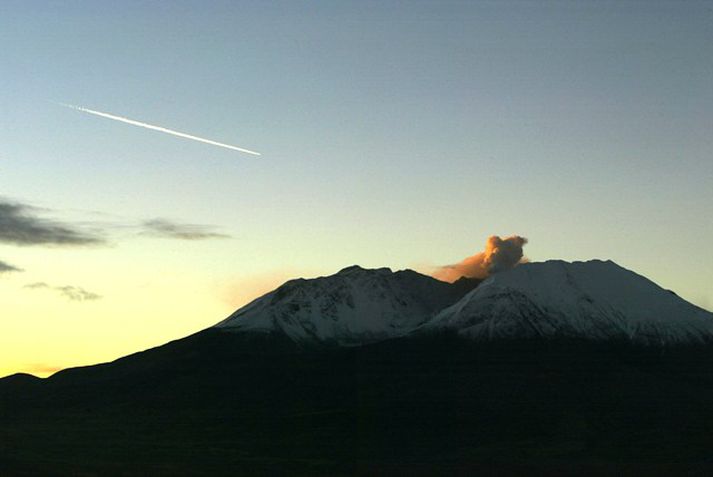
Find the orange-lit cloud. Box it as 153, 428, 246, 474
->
433, 235, 528, 282
24, 363, 63, 377
219, 271, 299, 310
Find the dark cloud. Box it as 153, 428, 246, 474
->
1, 197, 229, 247
140, 219, 231, 240
0, 260, 23, 273
24, 281, 50, 289
55, 285, 102, 301
434, 235, 528, 282
0, 199, 104, 246
24, 282, 101, 301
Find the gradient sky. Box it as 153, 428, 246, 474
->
1, 0, 712, 377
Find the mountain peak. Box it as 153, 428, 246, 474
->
424, 260, 713, 344
336, 265, 392, 275
215, 265, 474, 345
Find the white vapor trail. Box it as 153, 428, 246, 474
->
58, 103, 261, 156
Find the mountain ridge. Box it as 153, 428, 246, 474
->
214, 259, 713, 347
214, 264, 480, 345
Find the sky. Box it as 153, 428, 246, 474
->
1, 0, 711, 377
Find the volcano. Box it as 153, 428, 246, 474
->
423, 260, 713, 344
2, 260, 713, 474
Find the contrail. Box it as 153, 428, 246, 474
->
57, 103, 261, 156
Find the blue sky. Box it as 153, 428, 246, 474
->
1, 1, 711, 375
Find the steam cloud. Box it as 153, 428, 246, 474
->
434, 235, 528, 282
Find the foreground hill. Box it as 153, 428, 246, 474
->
3, 335, 713, 475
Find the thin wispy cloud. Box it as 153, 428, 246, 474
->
24, 282, 101, 302
0, 260, 23, 274
0, 199, 105, 247
140, 219, 231, 240
59, 103, 261, 155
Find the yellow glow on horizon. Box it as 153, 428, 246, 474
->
0, 249, 239, 378
0, 235, 322, 379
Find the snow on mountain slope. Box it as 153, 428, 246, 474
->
423, 260, 713, 345
215, 265, 478, 345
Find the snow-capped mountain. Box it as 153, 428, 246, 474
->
215, 260, 712, 347
215, 265, 478, 345
423, 260, 713, 345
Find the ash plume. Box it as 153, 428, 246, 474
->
434, 235, 528, 282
